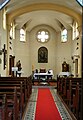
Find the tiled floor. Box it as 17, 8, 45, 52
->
23, 86, 73, 120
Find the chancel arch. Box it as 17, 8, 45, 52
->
7, 3, 82, 27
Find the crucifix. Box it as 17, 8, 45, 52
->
2, 44, 7, 69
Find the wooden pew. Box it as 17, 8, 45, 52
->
57, 77, 81, 100
0, 76, 32, 119
68, 81, 81, 119
57, 76, 65, 95
0, 81, 24, 116
0, 76, 32, 102
0, 87, 19, 120
57, 76, 82, 120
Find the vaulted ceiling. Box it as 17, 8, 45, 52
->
5, 0, 82, 32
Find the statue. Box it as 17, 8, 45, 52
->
16, 60, 22, 76
62, 61, 69, 72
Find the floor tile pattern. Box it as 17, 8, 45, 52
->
23, 89, 38, 120
50, 89, 73, 120
23, 87, 73, 120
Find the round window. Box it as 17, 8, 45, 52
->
37, 29, 50, 43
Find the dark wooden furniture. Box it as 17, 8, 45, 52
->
0, 76, 32, 120
57, 76, 82, 120
9, 55, 15, 77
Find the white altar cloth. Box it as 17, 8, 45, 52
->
58, 72, 71, 77
33, 72, 53, 80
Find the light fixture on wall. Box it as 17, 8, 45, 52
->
9, 41, 12, 44
10, 36, 12, 40
9, 47, 12, 50
76, 37, 79, 40
77, 42, 79, 45
76, 47, 79, 50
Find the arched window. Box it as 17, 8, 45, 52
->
61, 29, 67, 43
9, 23, 15, 39
20, 28, 26, 42
3, 8, 6, 30
37, 29, 50, 43
72, 22, 79, 40
10, 23, 13, 39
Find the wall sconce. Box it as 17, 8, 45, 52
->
9, 41, 12, 44
10, 36, 12, 40
76, 37, 79, 40
77, 42, 79, 45
9, 47, 12, 50
76, 47, 79, 50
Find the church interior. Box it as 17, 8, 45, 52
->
0, 0, 83, 120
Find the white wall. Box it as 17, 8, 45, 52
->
14, 25, 82, 78
0, 10, 7, 76
55, 29, 72, 76
71, 32, 82, 77
29, 25, 57, 78
13, 29, 31, 76
0, 13, 82, 77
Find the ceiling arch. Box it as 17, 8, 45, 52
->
7, 3, 82, 27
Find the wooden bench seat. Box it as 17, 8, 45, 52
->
57, 76, 82, 120
0, 87, 19, 120
0, 76, 32, 120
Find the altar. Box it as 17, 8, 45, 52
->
33, 72, 53, 80
33, 69, 53, 80
58, 72, 71, 77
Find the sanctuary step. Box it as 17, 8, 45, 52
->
32, 79, 57, 86
39, 82, 49, 86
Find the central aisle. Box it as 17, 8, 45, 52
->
23, 87, 73, 120
35, 88, 62, 120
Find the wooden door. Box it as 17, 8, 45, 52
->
75, 59, 78, 77
9, 55, 15, 76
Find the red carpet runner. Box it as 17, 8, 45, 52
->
35, 88, 62, 120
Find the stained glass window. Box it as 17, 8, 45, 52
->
61, 29, 67, 43
37, 29, 50, 43
72, 22, 79, 40
20, 28, 26, 42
